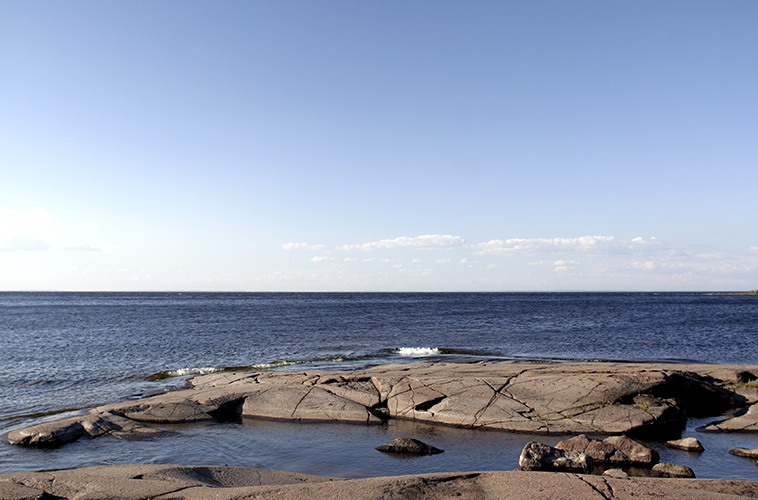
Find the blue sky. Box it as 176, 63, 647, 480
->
1, 1, 756, 291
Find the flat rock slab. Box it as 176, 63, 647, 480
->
7, 361, 758, 448
703, 403, 758, 432
2, 465, 758, 500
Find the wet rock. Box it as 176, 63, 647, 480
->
518, 441, 592, 472
729, 447, 758, 459
666, 437, 704, 452
376, 437, 444, 455
602, 468, 629, 478
651, 462, 696, 478
556, 434, 658, 466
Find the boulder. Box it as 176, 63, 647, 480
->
729, 447, 758, 459
518, 441, 591, 473
555, 434, 658, 466
666, 437, 704, 452
651, 463, 696, 478
376, 438, 444, 455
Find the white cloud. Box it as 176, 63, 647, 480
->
338, 234, 464, 251
282, 242, 326, 251
310, 256, 329, 262
475, 235, 661, 255
632, 260, 657, 270
435, 258, 451, 264
750, 246, 758, 253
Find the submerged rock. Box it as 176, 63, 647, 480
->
729, 447, 758, 459
651, 462, 696, 478
376, 437, 444, 455
666, 437, 704, 452
556, 434, 658, 466
518, 441, 591, 473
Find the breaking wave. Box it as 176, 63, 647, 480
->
146, 347, 499, 381
395, 347, 440, 356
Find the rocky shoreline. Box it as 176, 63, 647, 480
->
8, 360, 758, 448
4, 360, 758, 498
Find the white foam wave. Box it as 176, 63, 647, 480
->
165, 367, 221, 377
396, 347, 440, 357
250, 361, 298, 369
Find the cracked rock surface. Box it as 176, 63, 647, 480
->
7, 361, 757, 448
1, 464, 757, 499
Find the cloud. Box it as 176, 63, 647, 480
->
282, 242, 326, 251
475, 235, 661, 255
310, 256, 329, 262
338, 234, 464, 251
63, 244, 103, 252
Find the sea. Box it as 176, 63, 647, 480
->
1, 292, 757, 479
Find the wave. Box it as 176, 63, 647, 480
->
395, 347, 440, 356
394, 347, 496, 357
145, 347, 500, 381
145, 356, 362, 381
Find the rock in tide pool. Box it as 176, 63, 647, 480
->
666, 437, 704, 452
651, 462, 696, 478
376, 438, 444, 455
518, 441, 591, 473
602, 468, 629, 478
555, 434, 658, 466
729, 447, 758, 459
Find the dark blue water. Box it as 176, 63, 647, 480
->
1, 292, 757, 478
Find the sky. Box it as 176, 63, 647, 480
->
1, 1, 757, 292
